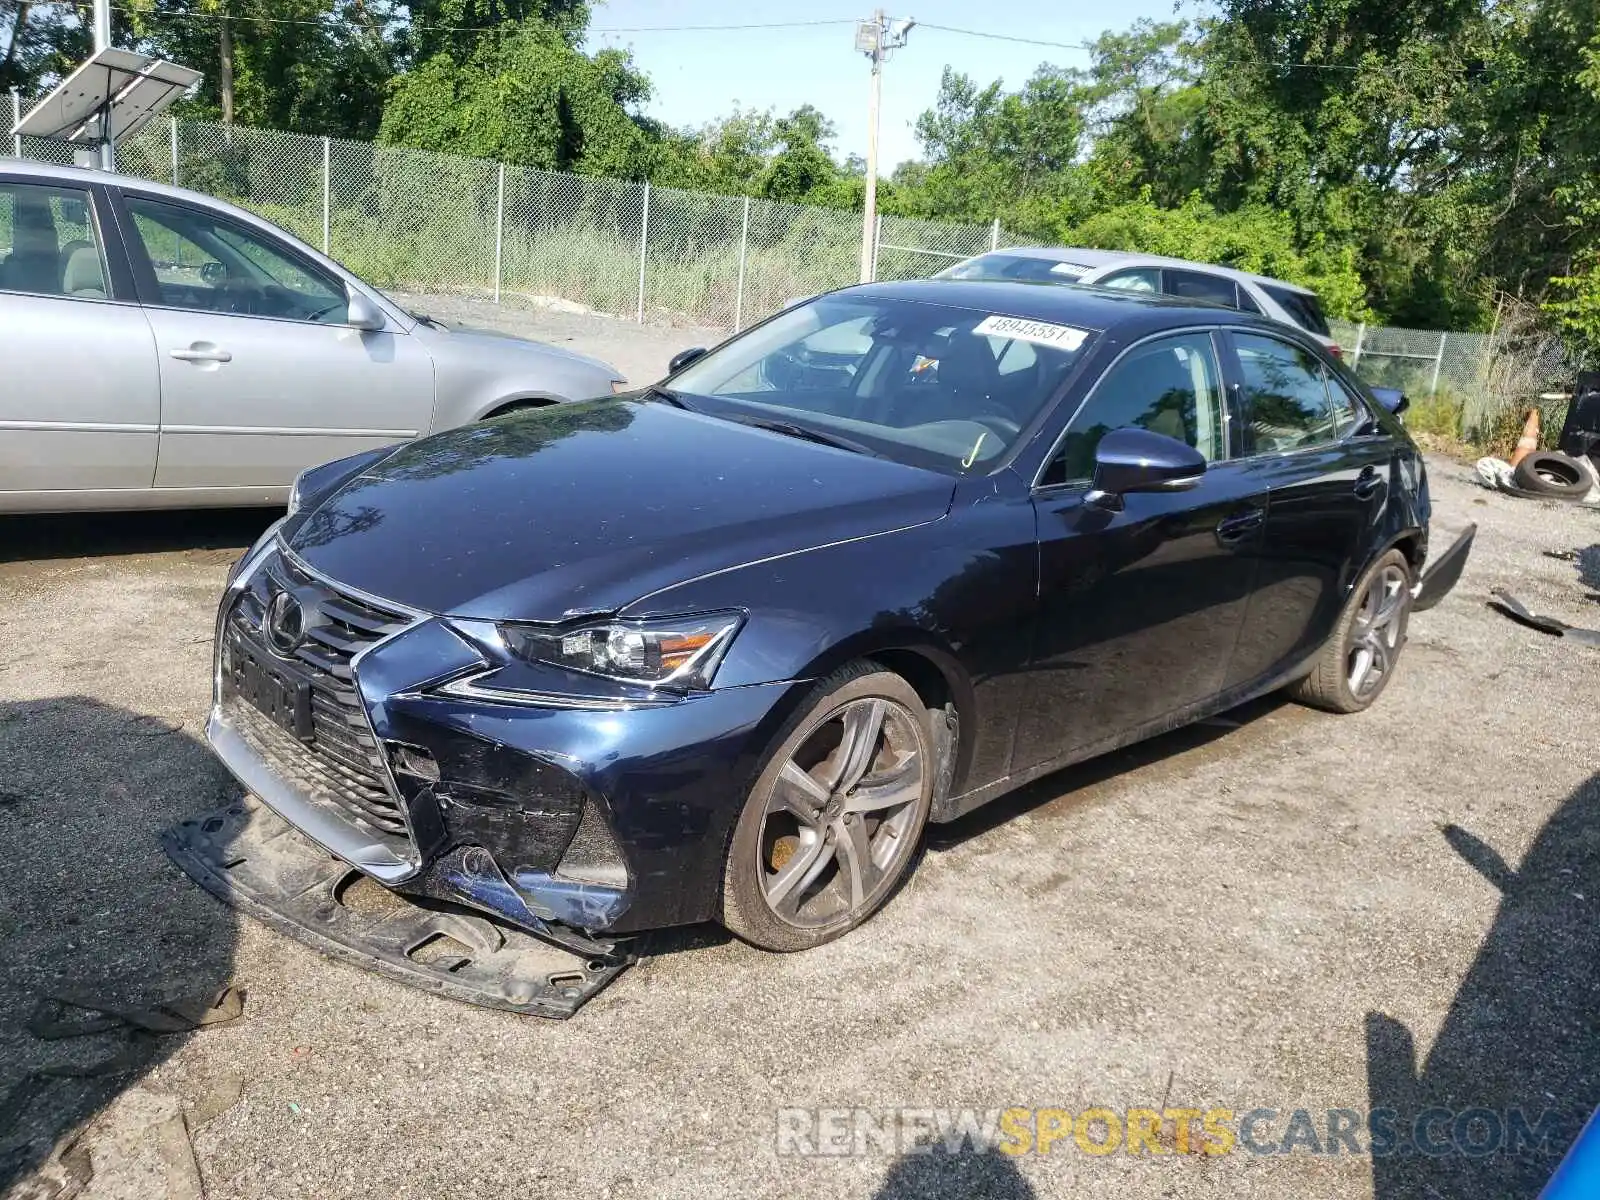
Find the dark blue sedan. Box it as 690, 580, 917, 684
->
203, 280, 1472, 961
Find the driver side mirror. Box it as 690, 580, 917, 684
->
200, 261, 227, 284
668, 346, 708, 374
1087, 427, 1206, 510
346, 289, 386, 332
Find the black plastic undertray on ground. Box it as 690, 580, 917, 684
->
163, 797, 628, 1018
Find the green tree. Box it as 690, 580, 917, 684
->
377, 19, 654, 175
900, 64, 1087, 228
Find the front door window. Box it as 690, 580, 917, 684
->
124, 195, 349, 324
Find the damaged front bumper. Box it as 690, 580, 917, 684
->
187, 540, 792, 1011
164, 797, 627, 1017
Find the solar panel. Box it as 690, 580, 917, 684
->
11, 48, 201, 144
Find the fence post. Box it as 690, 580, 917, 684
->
1350, 321, 1366, 369
1430, 332, 1447, 395
636, 181, 650, 324
321, 137, 331, 255
493, 162, 505, 305
989, 217, 1000, 252
734, 195, 751, 332
10, 89, 20, 157
870, 212, 883, 282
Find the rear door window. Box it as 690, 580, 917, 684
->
1164, 269, 1240, 309
0, 181, 108, 299
1233, 333, 1339, 453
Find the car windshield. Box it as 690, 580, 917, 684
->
667, 295, 1095, 474
937, 252, 1091, 284
1262, 285, 1332, 336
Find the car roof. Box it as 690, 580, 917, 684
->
984, 245, 1318, 297
845, 277, 1298, 340
3, 156, 225, 209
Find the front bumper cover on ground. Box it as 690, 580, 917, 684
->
163, 796, 630, 1018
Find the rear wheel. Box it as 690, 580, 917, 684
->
721, 664, 933, 952
1290, 548, 1413, 713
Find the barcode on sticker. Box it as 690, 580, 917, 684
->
972, 314, 1089, 351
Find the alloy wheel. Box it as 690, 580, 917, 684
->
757, 696, 925, 929
1347, 563, 1410, 699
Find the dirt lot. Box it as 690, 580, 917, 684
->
1, 305, 1597, 1198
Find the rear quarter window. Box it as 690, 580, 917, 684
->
1263, 285, 1332, 337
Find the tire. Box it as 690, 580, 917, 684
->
1290, 548, 1413, 714
721, 662, 934, 952
1512, 451, 1591, 499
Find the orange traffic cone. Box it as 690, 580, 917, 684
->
1510, 408, 1540, 468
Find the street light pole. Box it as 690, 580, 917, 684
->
855, 11, 913, 284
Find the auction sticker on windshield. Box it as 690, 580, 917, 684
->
973, 314, 1090, 351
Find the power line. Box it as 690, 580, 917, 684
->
917, 21, 1365, 71
11, 3, 1382, 73
19, 3, 857, 37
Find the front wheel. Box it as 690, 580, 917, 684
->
721, 664, 934, 952
1290, 548, 1414, 713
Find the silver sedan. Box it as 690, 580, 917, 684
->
0, 159, 626, 513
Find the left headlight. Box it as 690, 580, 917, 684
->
501, 613, 742, 691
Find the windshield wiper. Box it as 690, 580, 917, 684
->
723, 414, 885, 459
643, 383, 698, 411
409, 310, 448, 329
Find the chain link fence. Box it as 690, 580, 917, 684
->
1330, 312, 1574, 440
8, 103, 1000, 330
5, 94, 1575, 427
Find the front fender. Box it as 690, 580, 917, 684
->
636, 495, 1040, 798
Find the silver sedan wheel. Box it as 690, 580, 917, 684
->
1347, 563, 1410, 699
757, 696, 925, 929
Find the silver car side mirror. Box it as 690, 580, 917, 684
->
346, 289, 387, 332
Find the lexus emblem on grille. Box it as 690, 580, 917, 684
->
264, 590, 305, 656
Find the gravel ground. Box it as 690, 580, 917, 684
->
1, 324, 1597, 1198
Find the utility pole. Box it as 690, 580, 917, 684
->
855, 10, 913, 283
93, 0, 114, 169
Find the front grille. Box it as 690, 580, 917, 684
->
222, 550, 413, 843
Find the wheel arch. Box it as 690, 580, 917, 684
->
476, 393, 564, 421
789, 630, 979, 806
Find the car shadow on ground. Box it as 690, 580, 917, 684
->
0, 697, 241, 1190
870, 1143, 1037, 1198
1365, 769, 1600, 1198
0, 508, 279, 565
926, 693, 1294, 851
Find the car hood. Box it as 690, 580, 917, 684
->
415, 320, 619, 378
285, 399, 955, 620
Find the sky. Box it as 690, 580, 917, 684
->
586, 0, 1184, 170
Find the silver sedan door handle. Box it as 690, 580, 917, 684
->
170, 345, 233, 363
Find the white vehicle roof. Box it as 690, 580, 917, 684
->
992, 245, 1318, 296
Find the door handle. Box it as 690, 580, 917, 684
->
1353, 467, 1384, 500
170, 345, 232, 363
1216, 510, 1265, 544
